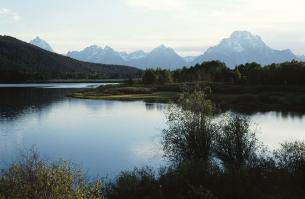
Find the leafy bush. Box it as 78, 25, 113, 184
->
0, 149, 105, 199
106, 167, 160, 199
214, 115, 260, 172
162, 91, 216, 163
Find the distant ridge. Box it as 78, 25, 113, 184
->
67, 45, 126, 65
68, 44, 187, 69
65, 31, 301, 69
0, 36, 141, 82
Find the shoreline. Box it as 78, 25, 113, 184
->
0, 78, 137, 84
70, 91, 179, 103
70, 82, 305, 113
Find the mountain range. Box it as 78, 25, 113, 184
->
67, 44, 187, 69
0, 35, 140, 82
31, 31, 304, 69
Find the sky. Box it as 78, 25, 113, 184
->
1, 0, 305, 56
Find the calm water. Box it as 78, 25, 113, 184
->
0, 83, 305, 177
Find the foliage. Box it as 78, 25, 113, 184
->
145, 60, 305, 86
142, 68, 173, 85
142, 69, 158, 84
214, 115, 259, 172
274, 141, 305, 172
173, 61, 232, 83
162, 91, 216, 163
105, 167, 159, 199
0, 149, 105, 199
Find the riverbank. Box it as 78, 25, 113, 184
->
0, 78, 136, 84
70, 82, 305, 113
70, 83, 181, 102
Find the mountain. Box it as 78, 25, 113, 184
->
0, 36, 141, 82
120, 50, 148, 61
128, 45, 186, 69
193, 31, 299, 68
65, 31, 302, 69
67, 45, 126, 65
299, 55, 305, 61
30, 36, 54, 52
67, 45, 187, 69
183, 56, 198, 63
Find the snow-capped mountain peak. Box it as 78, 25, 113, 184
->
30, 36, 54, 52
216, 31, 267, 53
155, 44, 167, 49
104, 45, 114, 51
151, 45, 178, 56
128, 50, 148, 60
119, 50, 148, 61
299, 55, 305, 61
66, 45, 125, 65
193, 30, 298, 68
85, 45, 101, 50
183, 56, 197, 63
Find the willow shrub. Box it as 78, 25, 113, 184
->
0, 149, 105, 199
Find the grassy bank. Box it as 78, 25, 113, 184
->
70, 83, 181, 102
70, 82, 305, 113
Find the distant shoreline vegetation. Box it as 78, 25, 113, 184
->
72, 60, 305, 113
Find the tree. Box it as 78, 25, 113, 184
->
232, 68, 241, 83
157, 69, 173, 84
214, 115, 259, 172
142, 69, 157, 84
162, 91, 216, 164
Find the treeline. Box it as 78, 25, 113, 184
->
142, 60, 305, 85
0, 71, 130, 82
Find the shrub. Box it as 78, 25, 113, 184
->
214, 115, 259, 172
0, 149, 105, 199
274, 141, 305, 173
162, 91, 217, 164
106, 167, 160, 199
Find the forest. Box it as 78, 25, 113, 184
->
142, 60, 305, 85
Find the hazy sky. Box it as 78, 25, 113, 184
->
1, 0, 305, 56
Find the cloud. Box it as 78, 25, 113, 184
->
0, 8, 20, 22
126, 0, 186, 11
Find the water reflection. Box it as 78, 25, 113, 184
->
272, 111, 305, 120
0, 86, 167, 177
0, 84, 305, 177
0, 88, 76, 120
231, 109, 305, 119
0, 83, 108, 88
145, 103, 167, 111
